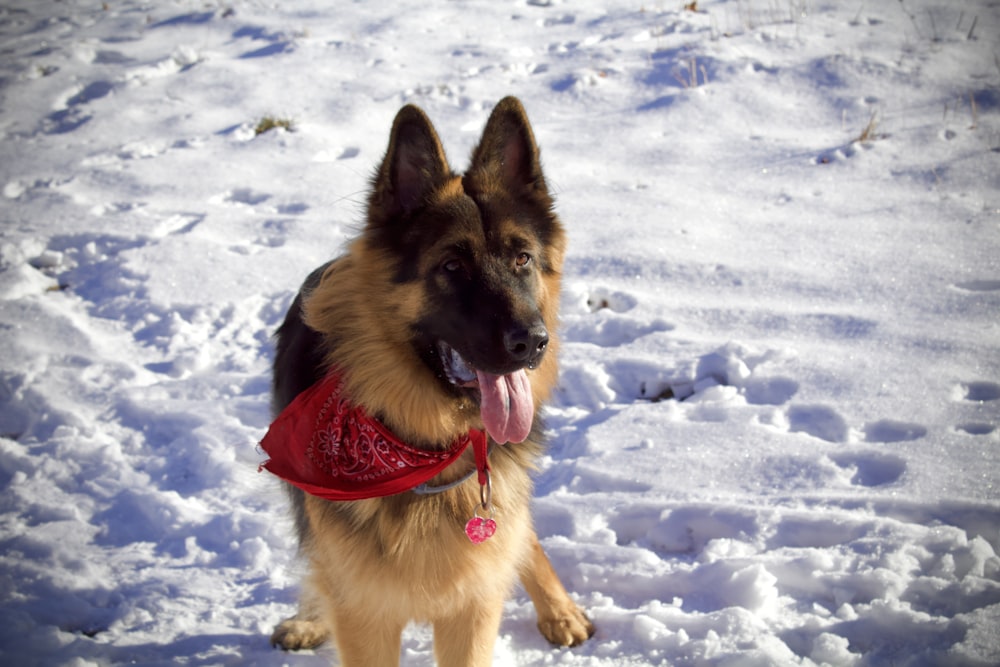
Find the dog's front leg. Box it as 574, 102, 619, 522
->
329, 606, 405, 667
520, 530, 595, 647
433, 597, 505, 667
270, 614, 328, 652
271, 576, 329, 650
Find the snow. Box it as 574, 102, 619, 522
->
1, 0, 998, 665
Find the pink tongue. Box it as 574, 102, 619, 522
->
476, 369, 533, 444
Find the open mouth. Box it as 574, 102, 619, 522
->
437, 341, 534, 444
439, 341, 479, 388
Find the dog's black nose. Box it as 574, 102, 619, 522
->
504, 324, 549, 363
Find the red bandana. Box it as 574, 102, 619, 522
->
259, 371, 489, 501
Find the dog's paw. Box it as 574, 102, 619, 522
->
538, 604, 595, 647
270, 616, 329, 651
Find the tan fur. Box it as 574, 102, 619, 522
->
271, 98, 592, 665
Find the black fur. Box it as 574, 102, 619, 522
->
271, 261, 333, 415
271, 261, 333, 545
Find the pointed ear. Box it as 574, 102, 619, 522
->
371, 105, 452, 219
468, 96, 548, 196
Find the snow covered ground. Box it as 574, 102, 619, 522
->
1, 0, 998, 665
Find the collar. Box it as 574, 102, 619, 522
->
259, 371, 490, 501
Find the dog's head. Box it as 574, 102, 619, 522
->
361, 97, 565, 443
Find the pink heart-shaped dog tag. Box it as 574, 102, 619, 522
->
465, 516, 497, 544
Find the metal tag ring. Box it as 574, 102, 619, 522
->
479, 469, 493, 512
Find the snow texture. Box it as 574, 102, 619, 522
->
1, 0, 999, 665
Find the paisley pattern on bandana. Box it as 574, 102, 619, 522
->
305, 375, 464, 483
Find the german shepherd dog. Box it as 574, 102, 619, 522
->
263, 97, 594, 665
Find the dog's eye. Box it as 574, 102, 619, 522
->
515, 253, 532, 268
442, 258, 462, 273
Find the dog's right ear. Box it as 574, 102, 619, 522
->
370, 105, 452, 221
467, 96, 549, 199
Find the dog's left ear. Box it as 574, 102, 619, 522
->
467, 97, 549, 197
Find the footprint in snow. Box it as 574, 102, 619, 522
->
829, 450, 907, 487
540, 14, 575, 27
44, 80, 116, 134
863, 419, 927, 443
956, 423, 996, 436
606, 503, 760, 555
93, 50, 133, 65
786, 404, 849, 443
958, 381, 1000, 403
276, 202, 309, 215
220, 188, 272, 207
953, 280, 1000, 292
952, 381, 999, 436
743, 376, 800, 406
253, 219, 292, 249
